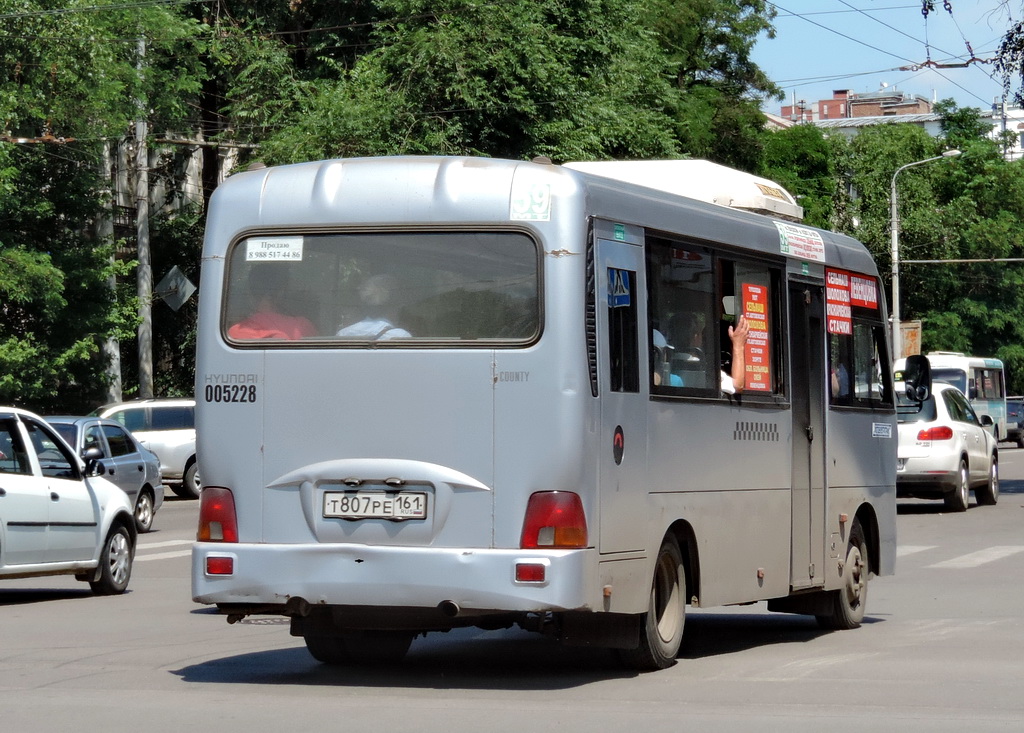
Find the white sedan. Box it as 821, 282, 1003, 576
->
0, 406, 136, 593
897, 382, 999, 512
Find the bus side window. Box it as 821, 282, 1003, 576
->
607, 268, 639, 393
723, 259, 779, 395
832, 322, 892, 407
645, 237, 716, 395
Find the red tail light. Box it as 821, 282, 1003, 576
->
197, 487, 238, 542
520, 491, 588, 549
917, 426, 954, 441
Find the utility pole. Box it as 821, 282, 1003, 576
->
135, 36, 154, 399
98, 140, 122, 402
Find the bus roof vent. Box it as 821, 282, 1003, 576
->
563, 159, 804, 222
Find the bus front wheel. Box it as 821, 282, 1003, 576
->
619, 535, 685, 671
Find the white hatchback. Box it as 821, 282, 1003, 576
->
92, 399, 199, 499
0, 406, 136, 593
896, 382, 999, 511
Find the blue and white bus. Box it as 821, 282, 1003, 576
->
897, 352, 1007, 441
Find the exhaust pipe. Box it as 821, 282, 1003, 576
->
438, 600, 461, 617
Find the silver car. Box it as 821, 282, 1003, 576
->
0, 407, 136, 594
48, 416, 164, 533
897, 382, 999, 511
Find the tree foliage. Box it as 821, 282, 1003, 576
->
823, 100, 1024, 392
8, 2, 1024, 403
0, 1, 204, 411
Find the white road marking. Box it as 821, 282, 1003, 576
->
897, 545, 936, 557
137, 539, 193, 550
927, 546, 1024, 569
135, 550, 192, 562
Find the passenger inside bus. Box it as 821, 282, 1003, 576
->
336, 274, 412, 340
228, 266, 317, 340
653, 314, 749, 393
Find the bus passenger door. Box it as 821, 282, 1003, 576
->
788, 284, 826, 589
596, 235, 648, 554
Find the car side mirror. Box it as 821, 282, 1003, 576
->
82, 446, 105, 476
902, 354, 932, 404
980, 414, 994, 427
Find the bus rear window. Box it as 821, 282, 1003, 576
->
223, 231, 540, 346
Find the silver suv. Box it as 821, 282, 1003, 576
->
92, 398, 199, 499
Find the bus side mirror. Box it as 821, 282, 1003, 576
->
902, 354, 931, 404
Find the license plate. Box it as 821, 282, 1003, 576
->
322, 491, 427, 521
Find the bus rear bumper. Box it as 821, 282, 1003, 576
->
192, 542, 596, 614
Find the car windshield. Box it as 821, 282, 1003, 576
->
931, 368, 968, 394
50, 423, 76, 445
896, 392, 938, 422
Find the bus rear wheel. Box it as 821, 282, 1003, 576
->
619, 535, 685, 671
817, 518, 868, 630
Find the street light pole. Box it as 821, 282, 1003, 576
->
889, 149, 961, 359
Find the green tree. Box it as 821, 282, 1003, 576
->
647, 0, 779, 169
757, 124, 848, 229
0, 2, 205, 410
839, 101, 1024, 392
259, 0, 685, 163
0, 144, 129, 412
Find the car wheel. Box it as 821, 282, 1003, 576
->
944, 460, 970, 512
1016, 437, 1023, 449
817, 518, 869, 629
618, 534, 685, 671
975, 458, 999, 506
89, 524, 133, 595
172, 461, 201, 499
134, 490, 155, 533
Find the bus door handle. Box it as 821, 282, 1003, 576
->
805, 425, 814, 442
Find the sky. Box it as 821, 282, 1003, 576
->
751, 2, 1018, 115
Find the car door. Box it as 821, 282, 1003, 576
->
946, 390, 988, 484
0, 415, 48, 567
97, 422, 145, 504
23, 417, 99, 562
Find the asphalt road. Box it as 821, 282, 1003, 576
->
3, 450, 1023, 732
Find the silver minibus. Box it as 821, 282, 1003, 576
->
192, 155, 899, 670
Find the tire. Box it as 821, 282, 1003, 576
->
305, 631, 414, 665
944, 460, 970, 512
975, 458, 999, 506
134, 489, 155, 533
89, 524, 133, 595
619, 535, 685, 671
817, 518, 869, 630
172, 460, 201, 499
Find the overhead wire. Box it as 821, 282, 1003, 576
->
768, 1, 1001, 107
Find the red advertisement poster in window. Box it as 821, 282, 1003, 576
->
826, 268, 853, 335
742, 283, 772, 392
850, 274, 879, 310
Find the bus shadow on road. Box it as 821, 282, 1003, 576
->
171, 610, 844, 688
